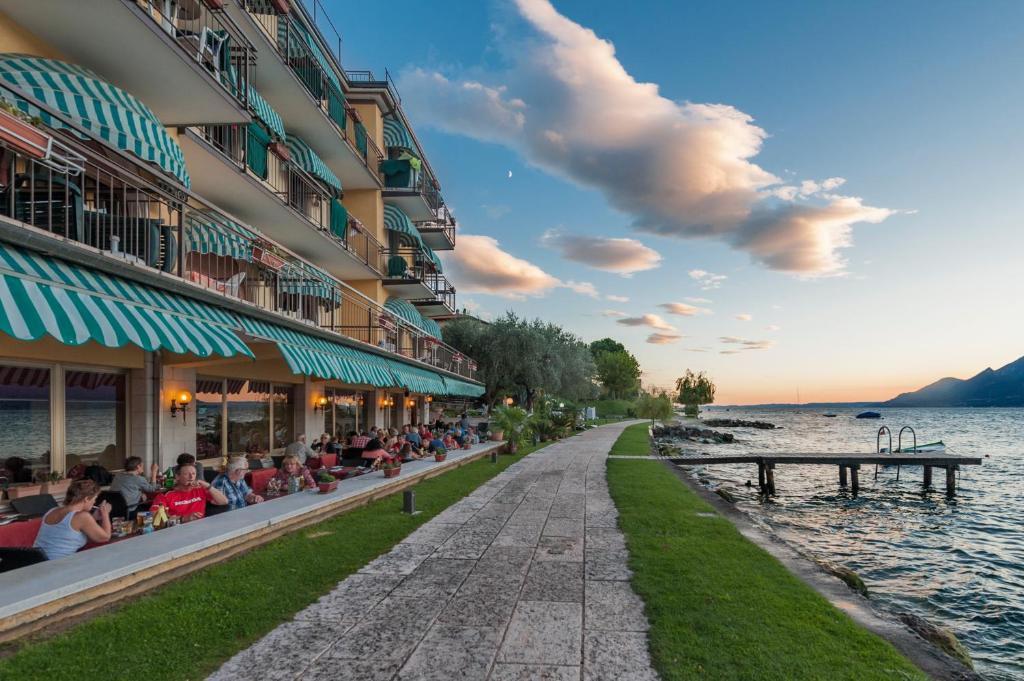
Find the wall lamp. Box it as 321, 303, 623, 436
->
314, 395, 329, 413
505, 397, 514, 406
406, 398, 417, 408
425, 395, 433, 403
170, 390, 192, 423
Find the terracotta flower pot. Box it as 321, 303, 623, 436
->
41, 479, 71, 499
383, 467, 401, 478
490, 430, 505, 442
317, 481, 338, 494
5, 483, 43, 500
434, 453, 447, 462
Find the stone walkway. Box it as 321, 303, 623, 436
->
210, 421, 658, 681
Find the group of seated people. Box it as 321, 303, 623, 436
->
28, 417, 485, 562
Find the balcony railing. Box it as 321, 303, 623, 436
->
133, 0, 253, 109
0, 91, 476, 382
415, 272, 456, 313
239, 1, 383, 182
383, 246, 433, 281
382, 161, 442, 211
415, 204, 457, 247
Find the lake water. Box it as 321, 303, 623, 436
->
677, 406, 1023, 680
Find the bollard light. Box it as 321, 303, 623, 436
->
402, 489, 419, 515
490, 451, 498, 463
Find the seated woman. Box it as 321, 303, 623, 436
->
33, 479, 112, 560
443, 432, 459, 451
360, 438, 392, 470
270, 454, 316, 495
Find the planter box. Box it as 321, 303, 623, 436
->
317, 481, 338, 494
434, 453, 447, 462
383, 467, 401, 479
268, 141, 290, 161
490, 430, 505, 442
0, 109, 50, 160
41, 479, 70, 499
5, 483, 43, 500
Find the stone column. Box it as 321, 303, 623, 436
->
159, 365, 196, 470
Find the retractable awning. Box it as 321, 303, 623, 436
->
383, 115, 416, 152
383, 204, 424, 249
444, 376, 486, 397
0, 242, 252, 358
386, 360, 447, 395
286, 134, 341, 193
248, 86, 285, 140
185, 214, 256, 261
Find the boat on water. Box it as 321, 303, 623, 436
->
880, 441, 946, 454
856, 411, 882, 419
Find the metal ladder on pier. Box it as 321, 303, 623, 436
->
876, 425, 918, 481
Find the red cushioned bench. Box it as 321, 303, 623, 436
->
244, 468, 278, 496
0, 517, 43, 547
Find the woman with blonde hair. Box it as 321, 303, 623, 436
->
270, 454, 316, 495
33, 479, 112, 560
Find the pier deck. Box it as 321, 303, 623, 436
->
668, 452, 982, 495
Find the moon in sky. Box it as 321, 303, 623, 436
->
507, 170, 512, 178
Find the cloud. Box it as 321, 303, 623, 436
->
720, 350, 741, 355
719, 336, 775, 350
441, 234, 594, 300
659, 302, 710, 316
735, 313, 752, 321
688, 269, 727, 290
617, 314, 675, 331
399, 0, 897, 275
539, 230, 661, 275
684, 347, 710, 353
766, 324, 781, 331
606, 294, 629, 302
647, 332, 683, 345
685, 297, 712, 304
602, 309, 627, 318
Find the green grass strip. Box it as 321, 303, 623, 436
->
609, 422, 652, 456
0, 443, 549, 681
607, 459, 927, 681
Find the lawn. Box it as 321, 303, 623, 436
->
607, 458, 927, 681
609, 421, 652, 456
0, 442, 551, 681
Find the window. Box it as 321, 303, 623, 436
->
272, 384, 294, 451
228, 380, 270, 456
65, 370, 126, 472
324, 389, 359, 438
0, 365, 50, 481
196, 377, 225, 460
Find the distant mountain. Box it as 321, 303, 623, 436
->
885, 355, 1024, 407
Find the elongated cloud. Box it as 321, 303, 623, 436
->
735, 313, 752, 321
442, 234, 598, 300
540, 230, 661, 275
689, 270, 727, 290
720, 336, 775, 350
606, 294, 629, 302
400, 0, 897, 274
617, 314, 674, 331
659, 302, 710, 316
647, 332, 682, 345
602, 309, 627, 318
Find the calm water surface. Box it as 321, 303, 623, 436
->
680, 407, 1024, 681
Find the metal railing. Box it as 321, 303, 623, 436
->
415, 204, 457, 247
415, 272, 456, 313
341, 213, 386, 276
0, 91, 476, 382
133, 0, 253, 109
383, 163, 442, 211
344, 67, 402, 106
240, 1, 383, 183
383, 246, 432, 281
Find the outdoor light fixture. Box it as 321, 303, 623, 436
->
313, 395, 329, 413
505, 397, 514, 406
425, 395, 433, 403
407, 398, 417, 408
170, 390, 192, 423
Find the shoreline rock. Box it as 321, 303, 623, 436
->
653, 424, 735, 444
702, 418, 777, 430
898, 612, 974, 670
818, 561, 869, 597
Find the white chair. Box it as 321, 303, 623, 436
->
197, 28, 228, 78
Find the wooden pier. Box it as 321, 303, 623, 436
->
667, 452, 982, 496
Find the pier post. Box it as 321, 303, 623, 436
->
765, 464, 776, 495
838, 465, 847, 486
945, 466, 956, 496
758, 463, 767, 493
923, 465, 932, 489
850, 464, 860, 493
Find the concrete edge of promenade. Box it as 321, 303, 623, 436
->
657, 458, 981, 681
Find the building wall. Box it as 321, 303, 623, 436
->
344, 189, 383, 244
0, 12, 65, 58
353, 102, 383, 151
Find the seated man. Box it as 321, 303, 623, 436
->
109, 456, 160, 513
284, 434, 314, 463
211, 456, 264, 510
151, 462, 228, 521
467, 427, 481, 446
404, 425, 422, 450
427, 432, 446, 453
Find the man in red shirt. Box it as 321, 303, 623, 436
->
152, 462, 228, 521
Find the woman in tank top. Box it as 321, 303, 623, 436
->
33, 479, 112, 560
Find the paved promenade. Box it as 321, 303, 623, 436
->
210, 421, 658, 680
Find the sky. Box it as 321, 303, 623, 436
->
321, 0, 1024, 404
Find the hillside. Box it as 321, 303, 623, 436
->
885, 355, 1024, 407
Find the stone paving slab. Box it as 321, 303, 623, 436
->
207, 421, 658, 681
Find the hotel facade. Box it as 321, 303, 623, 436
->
0, 0, 483, 487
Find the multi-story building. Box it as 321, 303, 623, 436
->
0, 0, 482, 484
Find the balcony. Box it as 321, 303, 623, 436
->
0, 103, 478, 382
412, 273, 457, 318
178, 124, 384, 280
380, 160, 442, 222
0, 0, 253, 125
416, 204, 457, 251
381, 247, 436, 300
226, 1, 383, 190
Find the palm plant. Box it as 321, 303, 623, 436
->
491, 406, 532, 453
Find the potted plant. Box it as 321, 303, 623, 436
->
40, 470, 70, 498
0, 99, 50, 160
382, 460, 402, 478
491, 406, 532, 454
316, 470, 338, 494
5, 481, 43, 500
433, 447, 447, 462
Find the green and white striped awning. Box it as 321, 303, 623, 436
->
383, 204, 425, 249
382, 114, 415, 152
278, 262, 341, 306
237, 315, 394, 387
185, 213, 257, 261
384, 297, 430, 334
387, 360, 447, 394
419, 317, 442, 340
444, 376, 486, 398
287, 134, 341, 193
0, 242, 252, 358
0, 54, 190, 187
248, 86, 285, 140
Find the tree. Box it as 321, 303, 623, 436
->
589, 337, 627, 358
635, 392, 674, 423
595, 350, 641, 399
675, 370, 716, 417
